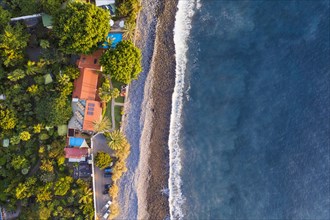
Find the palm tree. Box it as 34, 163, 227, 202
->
7, 69, 25, 81
93, 116, 111, 133
79, 187, 93, 204
107, 130, 126, 151
102, 37, 113, 48
25, 61, 40, 76
123, 22, 136, 41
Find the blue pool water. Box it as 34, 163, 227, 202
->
170, 0, 330, 219
69, 137, 84, 147
101, 32, 123, 49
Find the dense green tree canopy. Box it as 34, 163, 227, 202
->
35, 95, 72, 126
0, 24, 30, 67
0, 6, 11, 29
95, 151, 112, 170
53, 2, 110, 54
54, 176, 73, 196
4, 0, 40, 16
40, 0, 65, 15
100, 40, 142, 84
116, 0, 141, 25
98, 78, 120, 102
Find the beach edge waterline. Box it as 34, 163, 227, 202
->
142, 0, 179, 218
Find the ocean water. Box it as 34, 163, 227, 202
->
170, 0, 330, 219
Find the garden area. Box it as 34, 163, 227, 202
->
0, 1, 108, 219
0, 0, 142, 219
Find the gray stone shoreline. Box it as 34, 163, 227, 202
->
118, 0, 178, 219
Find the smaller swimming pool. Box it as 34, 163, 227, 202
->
101, 32, 123, 49
69, 137, 84, 147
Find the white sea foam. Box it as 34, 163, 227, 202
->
169, 0, 199, 219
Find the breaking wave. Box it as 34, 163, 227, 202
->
169, 0, 200, 219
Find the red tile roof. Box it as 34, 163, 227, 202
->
77, 49, 104, 71
72, 68, 99, 100
83, 100, 103, 131
64, 148, 89, 159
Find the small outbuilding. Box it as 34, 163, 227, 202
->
2, 139, 9, 148
42, 13, 53, 29
57, 125, 68, 136
44, 73, 53, 84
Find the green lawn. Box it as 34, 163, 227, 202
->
115, 96, 125, 103
111, 79, 126, 103
114, 106, 122, 129
111, 79, 125, 90
105, 101, 112, 125
104, 79, 125, 129
104, 101, 122, 129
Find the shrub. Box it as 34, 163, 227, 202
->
0, 108, 18, 130
94, 151, 112, 170
10, 135, 20, 145
33, 124, 43, 133
109, 201, 120, 219
108, 184, 119, 199
39, 133, 49, 141
21, 168, 29, 175
20, 131, 31, 141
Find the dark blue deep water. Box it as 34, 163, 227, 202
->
180, 1, 330, 219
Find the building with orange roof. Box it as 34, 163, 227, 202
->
72, 68, 99, 100
77, 49, 104, 71
82, 100, 103, 131
68, 49, 105, 133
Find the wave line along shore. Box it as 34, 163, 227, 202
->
169, 0, 199, 219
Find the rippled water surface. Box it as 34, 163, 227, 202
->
176, 1, 330, 219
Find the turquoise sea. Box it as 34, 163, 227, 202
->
169, 0, 330, 219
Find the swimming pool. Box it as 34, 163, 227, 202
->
101, 32, 123, 49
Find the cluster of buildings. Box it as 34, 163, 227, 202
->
64, 49, 104, 163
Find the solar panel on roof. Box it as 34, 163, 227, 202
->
87, 112, 94, 115
88, 103, 95, 107
88, 107, 94, 111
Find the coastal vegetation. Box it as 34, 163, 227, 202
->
98, 78, 120, 103
53, 2, 110, 54
0, 0, 143, 218
0, 1, 97, 219
95, 151, 113, 170
93, 116, 112, 133
116, 0, 141, 27
104, 130, 131, 218
100, 40, 142, 84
